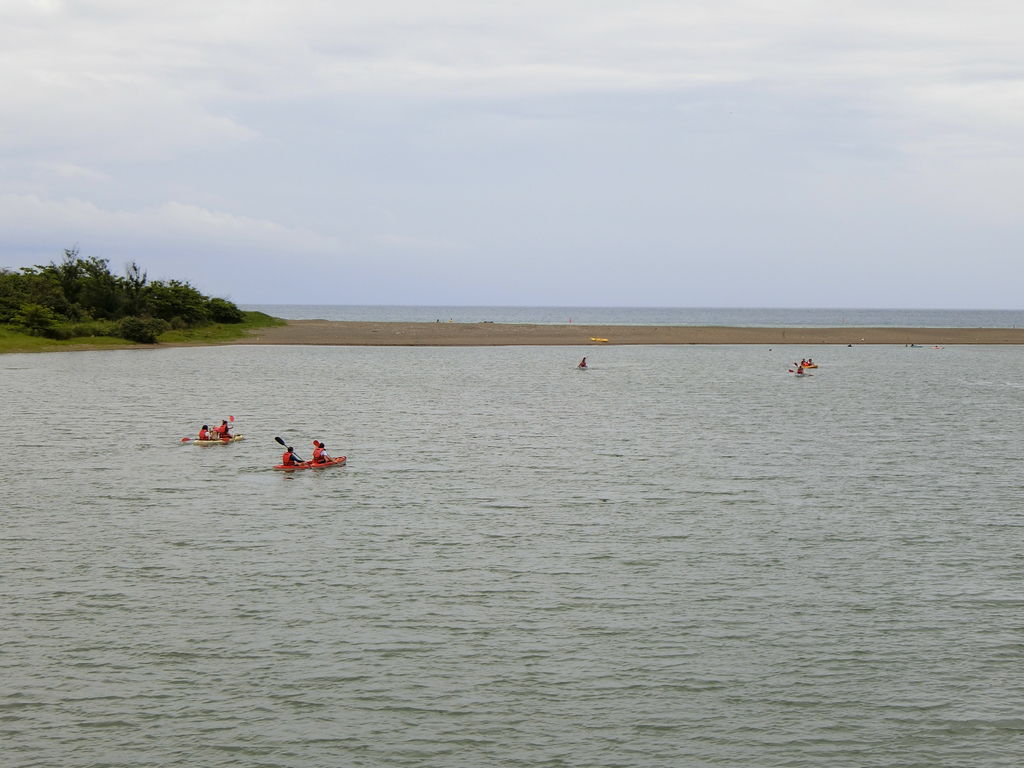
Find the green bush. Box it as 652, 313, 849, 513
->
144, 280, 210, 324
13, 303, 61, 337
208, 297, 244, 323
62, 319, 119, 338
118, 315, 168, 343
4, 252, 252, 338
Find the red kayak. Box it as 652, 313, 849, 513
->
273, 456, 347, 471
181, 435, 244, 445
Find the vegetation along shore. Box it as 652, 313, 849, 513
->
0, 249, 284, 353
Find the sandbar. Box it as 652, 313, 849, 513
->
230, 320, 1024, 346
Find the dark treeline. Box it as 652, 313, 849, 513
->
0, 248, 244, 342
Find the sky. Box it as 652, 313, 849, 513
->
1, 0, 1022, 308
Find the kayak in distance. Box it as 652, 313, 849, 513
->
273, 456, 348, 471
181, 435, 245, 445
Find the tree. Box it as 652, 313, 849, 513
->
78, 256, 123, 318
0, 269, 29, 322
208, 297, 244, 323
122, 261, 148, 316
51, 248, 84, 306
13, 303, 60, 337
143, 280, 210, 324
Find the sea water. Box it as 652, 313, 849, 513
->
2, 343, 1023, 767
243, 304, 1024, 328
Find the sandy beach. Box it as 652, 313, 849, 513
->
231, 320, 1024, 346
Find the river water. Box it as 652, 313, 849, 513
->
3, 343, 1022, 767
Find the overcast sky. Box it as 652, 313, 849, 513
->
1, 0, 1022, 307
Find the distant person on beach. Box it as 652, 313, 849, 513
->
578, 357, 587, 369
281, 446, 305, 466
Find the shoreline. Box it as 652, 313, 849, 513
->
226, 320, 1024, 346
7, 320, 1024, 354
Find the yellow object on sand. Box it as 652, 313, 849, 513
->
590, 337, 609, 343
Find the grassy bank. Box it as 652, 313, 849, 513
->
156, 311, 287, 344
0, 311, 286, 354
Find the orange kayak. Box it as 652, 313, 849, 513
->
273, 456, 347, 471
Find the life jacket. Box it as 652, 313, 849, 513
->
282, 451, 295, 466
313, 446, 325, 462
199, 429, 209, 440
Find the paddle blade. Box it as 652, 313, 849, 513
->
181, 437, 191, 442
229, 415, 235, 422
274, 436, 286, 446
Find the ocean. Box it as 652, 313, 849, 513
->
243, 304, 1024, 328
3, 336, 1022, 767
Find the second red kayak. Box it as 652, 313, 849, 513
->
273, 456, 347, 471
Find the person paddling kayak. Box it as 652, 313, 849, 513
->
312, 441, 332, 464
281, 446, 306, 466
578, 357, 587, 369
198, 424, 211, 440
213, 419, 232, 439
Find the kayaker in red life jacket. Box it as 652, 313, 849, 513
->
578, 357, 587, 369
312, 441, 332, 464
281, 447, 305, 466
213, 419, 231, 439
198, 425, 211, 440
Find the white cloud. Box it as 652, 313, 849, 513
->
1, 1, 1020, 170
2, 1, 1024, 305
0, 193, 338, 267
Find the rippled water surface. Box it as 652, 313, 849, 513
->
3, 344, 1023, 768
